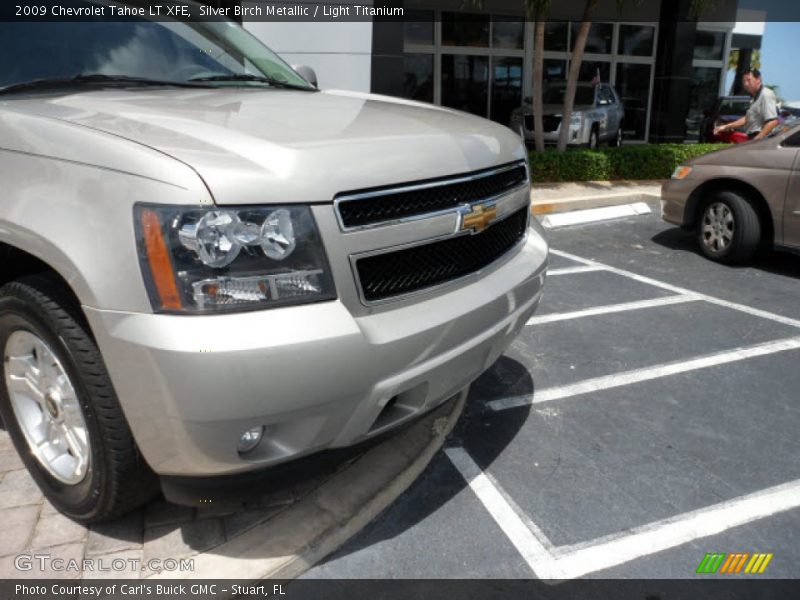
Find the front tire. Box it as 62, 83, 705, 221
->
697, 191, 761, 264
0, 275, 157, 523
588, 127, 600, 150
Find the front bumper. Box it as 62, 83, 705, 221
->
523, 129, 587, 146
660, 177, 696, 227
84, 230, 547, 478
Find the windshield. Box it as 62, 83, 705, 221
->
543, 85, 595, 106
0, 2, 315, 92
717, 99, 749, 116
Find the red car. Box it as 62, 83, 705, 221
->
699, 96, 750, 143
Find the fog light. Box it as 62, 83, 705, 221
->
238, 426, 264, 454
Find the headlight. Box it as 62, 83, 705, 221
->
570, 113, 583, 129
672, 166, 693, 180
135, 205, 336, 313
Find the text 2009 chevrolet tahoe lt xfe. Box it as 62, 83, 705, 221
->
0, 4, 547, 522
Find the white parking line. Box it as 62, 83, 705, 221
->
546, 265, 607, 276
447, 443, 800, 579
550, 249, 800, 330
489, 337, 800, 411
525, 295, 700, 326
444, 447, 562, 579
550, 478, 800, 578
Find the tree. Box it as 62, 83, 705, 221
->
556, 0, 714, 151
727, 48, 761, 72
727, 48, 761, 95
556, 1, 597, 151
526, 1, 552, 152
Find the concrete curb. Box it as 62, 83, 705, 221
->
532, 191, 661, 216
148, 391, 467, 585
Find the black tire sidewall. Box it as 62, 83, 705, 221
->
0, 293, 108, 519
589, 128, 599, 149
697, 192, 760, 262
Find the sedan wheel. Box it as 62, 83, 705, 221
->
588, 128, 599, 150
697, 191, 761, 264
701, 202, 735, 255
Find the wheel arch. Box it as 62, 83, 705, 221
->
0, 241, 91, 333
684, 178, 775, 244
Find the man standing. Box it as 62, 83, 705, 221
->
714, 68, 779, 141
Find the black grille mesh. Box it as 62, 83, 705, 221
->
337, 164, 527, 229
356, 207, 528, 302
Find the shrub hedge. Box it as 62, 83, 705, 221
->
528, 144, 729, 183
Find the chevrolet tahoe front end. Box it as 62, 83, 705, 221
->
0, 5, 547, 522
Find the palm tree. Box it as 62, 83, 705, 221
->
472, 1, 551, 152
526, 1, 552, 152
556, 0, 715, 151
555, 0, 598, 151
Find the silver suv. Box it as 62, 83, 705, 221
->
510, 82, 625, 148
0, 7, 547, 522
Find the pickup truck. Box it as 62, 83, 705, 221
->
0, 3, 548, 522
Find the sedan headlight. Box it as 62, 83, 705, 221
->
672, 166, 693, 180
135, 205, 336, 313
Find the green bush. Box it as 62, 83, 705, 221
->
527, 144, 729, 183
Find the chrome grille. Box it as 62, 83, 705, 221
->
335, 162, 528, 230
354, 207, 529, 302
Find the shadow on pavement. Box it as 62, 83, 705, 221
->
651, 228, 800, 280
311, 354, 534, 564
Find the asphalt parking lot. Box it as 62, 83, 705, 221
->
303, 200, 800, 580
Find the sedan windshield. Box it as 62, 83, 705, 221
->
0, 1, 315, 92
718, 99, 749, 116
543, 85, 596, 106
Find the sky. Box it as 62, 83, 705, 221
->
756, 22, 800, 103
733, 0, 800, 104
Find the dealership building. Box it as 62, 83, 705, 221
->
238, 0, 759, 143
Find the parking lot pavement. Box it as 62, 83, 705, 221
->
303, 201, 800, 580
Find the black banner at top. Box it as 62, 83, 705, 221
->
0, 0, 797, 23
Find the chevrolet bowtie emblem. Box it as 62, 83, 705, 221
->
458, 202, 497, 234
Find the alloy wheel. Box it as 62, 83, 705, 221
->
3, 330, 90, 485
701, 202, 735, 254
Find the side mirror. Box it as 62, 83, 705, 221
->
293, 65, 318, 88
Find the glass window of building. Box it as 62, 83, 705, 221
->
492, 16, 524, 50
571, 22, 613, 54
687, 66, 722, 140
403, 10, 434, 46
402, 54, 434, 103
693, 30, 725, 60
441, 54, 489, 116
490, 57, 523, 124
618, 24, 655, 56
616, 63, 652, 140
578, 60, 610, 83
442, 12, 490, 48
544, 59, 567, 83
544, 22, 569, 52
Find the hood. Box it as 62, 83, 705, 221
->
5, 88, 526, 204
